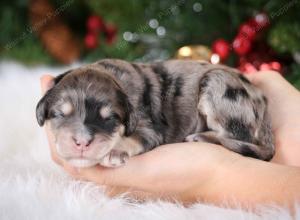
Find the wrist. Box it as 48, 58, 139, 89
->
199, 153, 300, 207
189, 146, 244, 203
272, 132, 300, 167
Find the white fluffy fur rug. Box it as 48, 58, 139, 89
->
0, 61, 298, 220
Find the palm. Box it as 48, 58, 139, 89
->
246, 71, 300, 165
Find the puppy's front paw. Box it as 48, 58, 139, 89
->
99, 150, 129, 168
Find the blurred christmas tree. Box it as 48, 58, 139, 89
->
1, 0, 300, 88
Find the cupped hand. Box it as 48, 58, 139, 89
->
39, 70, 300, 203
39, 74, 241, 202
245, 71, 300, 166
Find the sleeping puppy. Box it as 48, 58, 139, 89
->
36, 59, 275, 168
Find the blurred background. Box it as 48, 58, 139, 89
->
1, 0, 300, 88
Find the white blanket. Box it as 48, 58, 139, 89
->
0, 61, 298, 220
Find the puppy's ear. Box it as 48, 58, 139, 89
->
36, 89, 52, 126
116, 90, 138, 136
36, 71, 70, 126
54, 70, 71, 84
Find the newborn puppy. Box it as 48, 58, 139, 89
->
36, 59, 274, 167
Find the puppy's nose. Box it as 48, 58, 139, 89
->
72, 136, 93, 151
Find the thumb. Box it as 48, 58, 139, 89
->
40, 74, 55, 95
63, 162, 120, 186
244, 70, 281, 86
243, 72, 262, 85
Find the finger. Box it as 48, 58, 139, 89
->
74, 165, 123, 185
245, 71, 298, 97
40, 74, 55, 94
105, 186, 161, 202
62, 155, 149, 187
62, 163, 117, 184
44, 124, 64, 166
243, 73, 257, 83
39, 75, 63, 166
63, 143, 202, 188
105, 186, 192, 204
243, 71, 265, 85
244, 70, 281, 86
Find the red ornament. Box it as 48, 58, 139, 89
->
212, 39, 230, 60
104, 24, 118, 44
233, 35, 252, 55
84, 33, 99, 49
238, 23, 256, 40
86, 15, 103, 33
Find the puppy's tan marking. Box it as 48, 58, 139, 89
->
99, 105, 111, 118
60, 102, 73, 116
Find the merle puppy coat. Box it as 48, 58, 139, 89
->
36, 59, 274, 167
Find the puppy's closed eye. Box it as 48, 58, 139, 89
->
51, 110, 65, 118
50, 102, 73, 119
98, 111, 121, 125
99, 106, 122, 125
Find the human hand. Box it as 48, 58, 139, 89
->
39, 74, 242, 203
39, 70, 300, 204
245, 71, 300, 166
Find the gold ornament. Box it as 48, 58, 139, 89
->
175, 45, 220, 64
